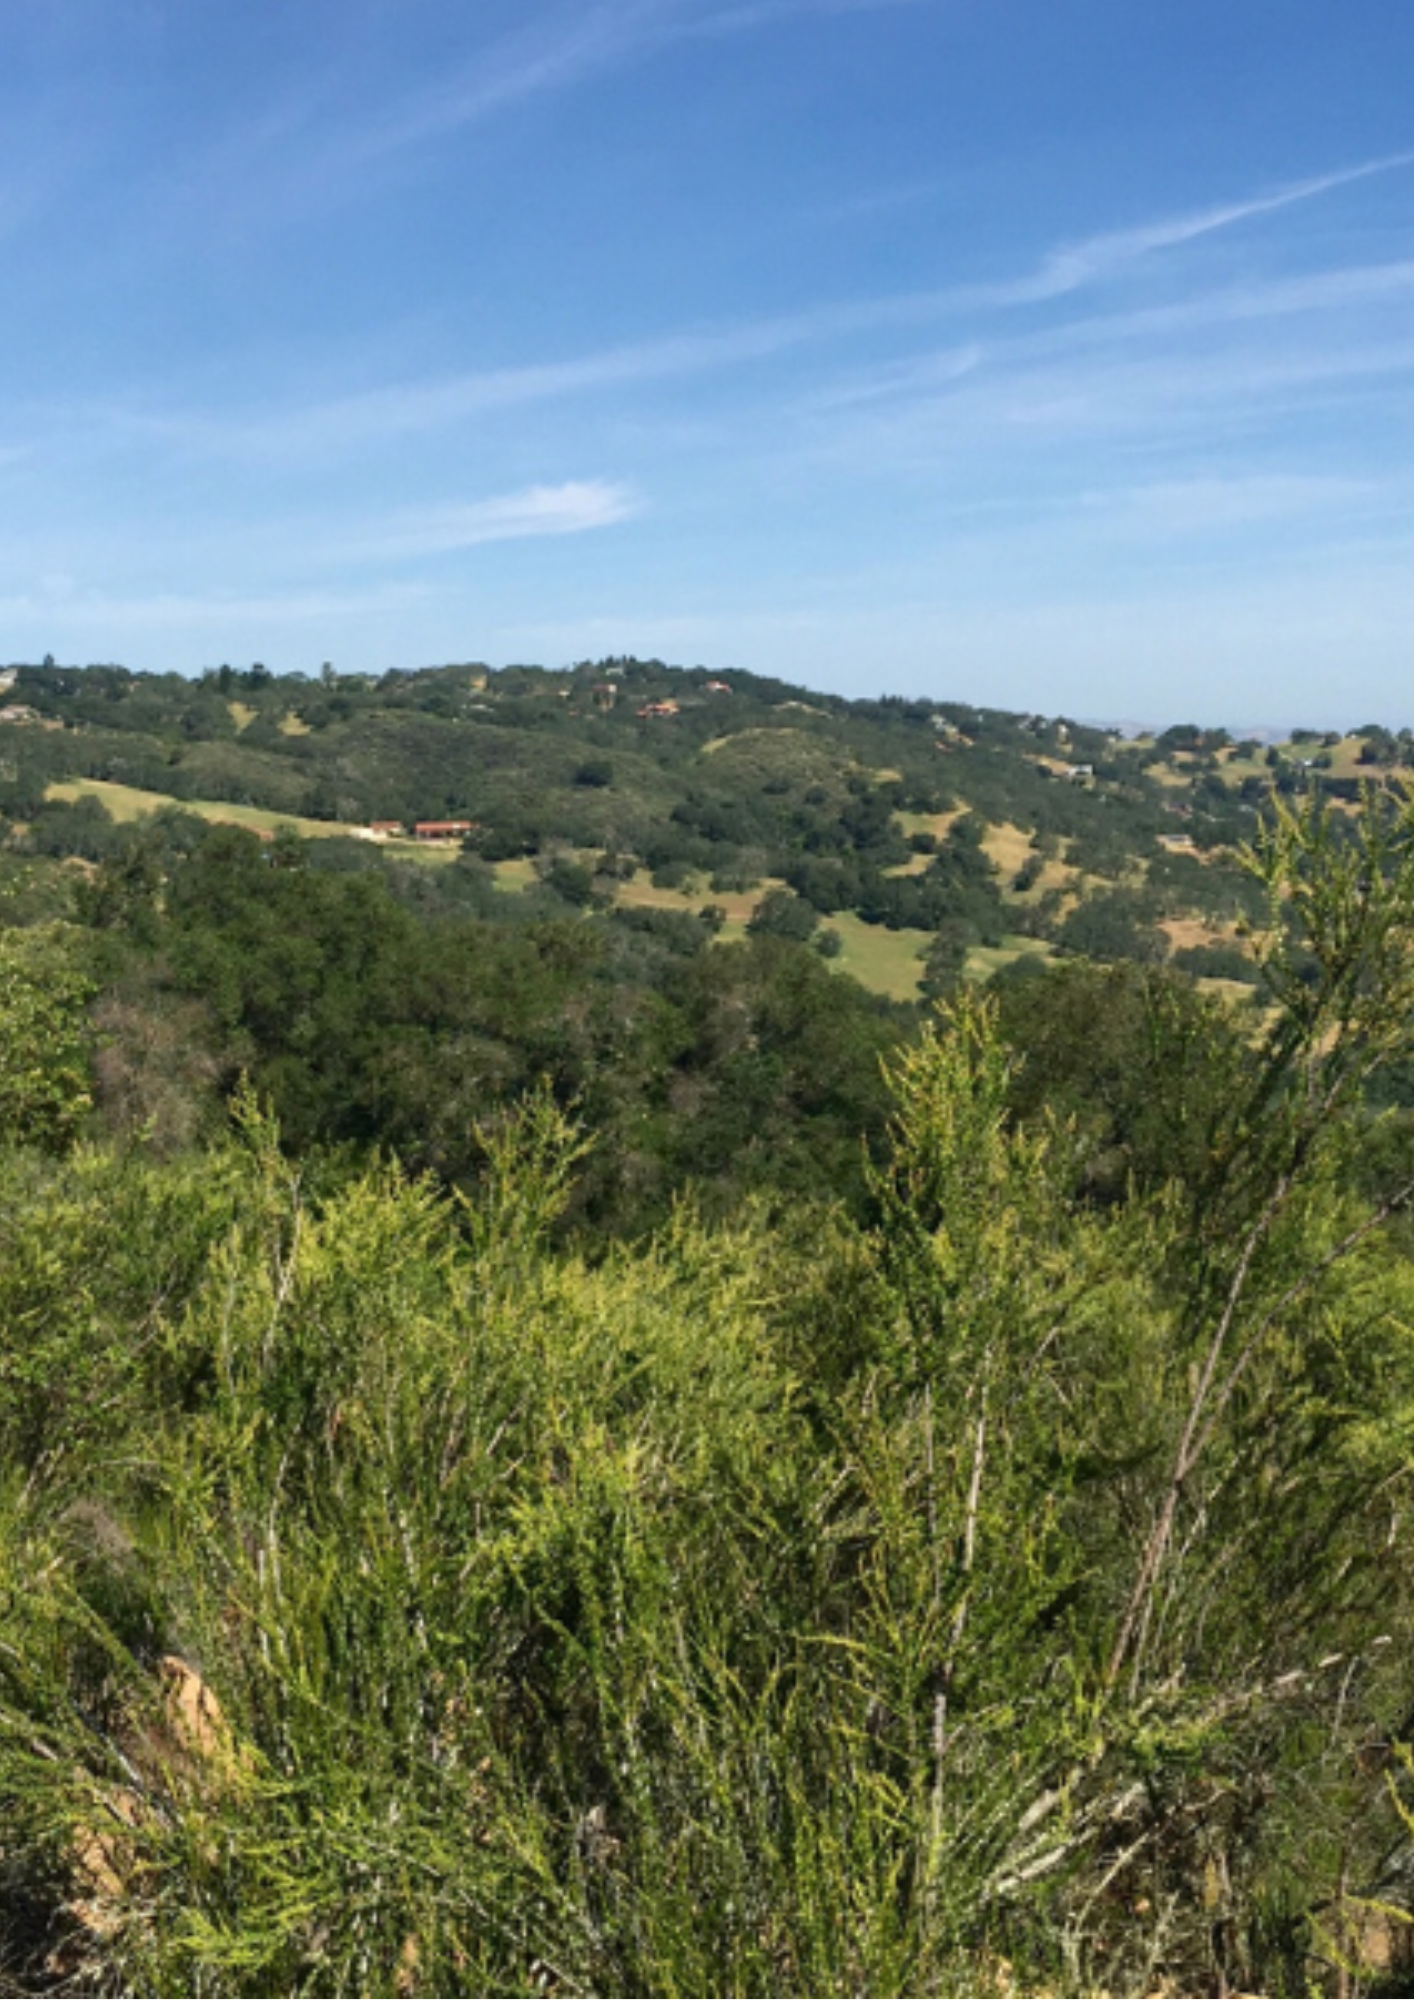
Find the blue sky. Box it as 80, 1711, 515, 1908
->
2, 0, 1413, 724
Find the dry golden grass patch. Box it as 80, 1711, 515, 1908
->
490, 856, 539, 891
1161, 915, 1213, 952
1323, 739, 1414, 784
1218, 743, 1270, 776
886, 807, 971, 874
488, 860, 787, 938
1196, 975, 1262, 1005
698, 723, 801, 753
380, 838, 463, 865
1034, 856, 1077, 895
614, 875, 784, 929
1160, 914, 1247, 953
607, 874, 935, 1000
980, 820, 1033, 878
1315, 735, 1368, 779
894, 808, 964, 842
999, 841, 1076, 907
47, 778, 174, 823
45, 779, 359, 841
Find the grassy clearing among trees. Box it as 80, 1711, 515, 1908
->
46, 778, 364, 840
812, 910, 934, 999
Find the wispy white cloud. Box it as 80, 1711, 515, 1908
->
784, 234, 1414, 473
805, 342, 983, 409
795, 155, 1414, 318
0, 482, 638, 601
321, 480, 639, 563
89, 152, 1412, 469
15, 150, 1409, 556
334, 2, 673, 168
1013, 154, 1414, 301
683, 0, 938, 35
799, 317, 1414, 467
340, 0, 942, 163
131, 3, 691, 230
274, 0, 930, 197
94, 320, 827, 462
815, 173, 954, 224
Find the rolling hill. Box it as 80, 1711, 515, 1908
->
8, 654, 1396, 1001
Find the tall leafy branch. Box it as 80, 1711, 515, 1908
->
1107, 786, 1414, 1695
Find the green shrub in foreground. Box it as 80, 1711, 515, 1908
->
3, 796, 1414, 1994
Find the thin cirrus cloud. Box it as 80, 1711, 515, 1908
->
382, 0, 935, 138
0, 483, 638, 614
291, 0, 920, 188
332, 2, 673, 168
798, 301, 1414, 439
789, 239, 1414, 462
101, 3, 692, 233
324, 480, 640, 564
790, 334, 1414, 501
87, 154, 1413, 472
105, 324, 819, 463
682, 0, 937, 34
1014, 152, 1414, 300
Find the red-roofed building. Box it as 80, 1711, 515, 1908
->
413, 819, 475, 841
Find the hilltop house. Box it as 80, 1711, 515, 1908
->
412, 819, 475, 842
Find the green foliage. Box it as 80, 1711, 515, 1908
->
1172, 939, 1260, 982
0, 850, 79, 926
21, 793, 124, 861
0, 923, 97, 1150
747, 885, 819, 942
1, 867, 1411, 1992
1056, 886, 1169, 964
69, 815, 904, 1236
997, 958, 1248, 1203
6, 654, 1274, 974
9, 687, 1414, 1994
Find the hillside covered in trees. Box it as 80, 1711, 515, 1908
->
6, 660, 1414, 1994
5, 653, 1391, 1000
